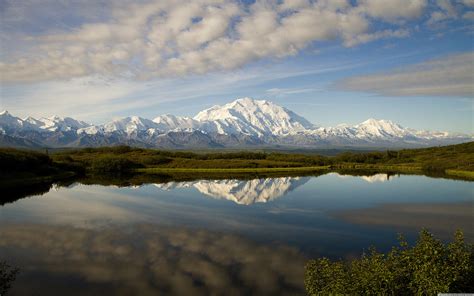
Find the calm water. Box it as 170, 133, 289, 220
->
1, 173, 473, 295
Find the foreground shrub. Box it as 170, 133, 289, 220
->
305, 230, 473, 295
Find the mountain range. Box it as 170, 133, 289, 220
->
1, 98, 471, 149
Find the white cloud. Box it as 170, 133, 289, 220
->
265, 87, 319, 96
463, 11, 474, 19
426, 0, 474, 25
461, 0, 474, 7
0, 0, 421, 83
1, 75, 146, 120
343, 29, 410, 47
2, 60, 356, 121
357, 0, 427, 21
337, 52, 474, 97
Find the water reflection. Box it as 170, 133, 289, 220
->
0, 224, 306, 296
154, 177, 310, 205
335, 202, 474, 240
360, 173, 399, 183
1, 172, 473, 295
0, 171, 465, 207
333, 172, 399, 183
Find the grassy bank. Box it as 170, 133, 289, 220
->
1, 142, 473, 183
136, 166, 330, 174
445, 169, 474, 179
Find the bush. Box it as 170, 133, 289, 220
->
305, 230, 473, 295
90, 156, 141, 173
0, 148, 52, 173
139, 155, 172, 166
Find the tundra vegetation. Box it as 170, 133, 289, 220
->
0, 142, 473, 182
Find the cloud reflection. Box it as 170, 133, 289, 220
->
360, 173, 399, 183
0, 224, 306, 296
332, 172, 399, 183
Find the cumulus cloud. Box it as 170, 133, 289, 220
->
426, 0, 474, 26
0, 0, 426, 83
357, 0, 427, 22
337, 52, 474, 97
463, 11, 474, 19
462, 0, 474, 7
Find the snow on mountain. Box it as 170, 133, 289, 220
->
77, 125, 103, 135
1, 98, 472, 148
36, 115, 91, 132
194, 98, 314, 137
103, 116, 158, 134
23, 116, 44, 127
0, 111, 40, 133
153, 177, 310, 205
308, 118, 434, 143
354, 119, 409, 139
0, 111, 26, 131
152, 114, 198, 131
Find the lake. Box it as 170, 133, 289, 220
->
1, 173, 473, 295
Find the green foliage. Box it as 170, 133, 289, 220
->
90, 155, 142, 173
305, 230, 474, 295
2, 142, 473, 180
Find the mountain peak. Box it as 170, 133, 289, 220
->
361, 118, 380, 124
356, 118, 406, 138
359, 118, 400, 128
232, 97, 266, 105
194, 97, 314, 136
0, 110, 10, 116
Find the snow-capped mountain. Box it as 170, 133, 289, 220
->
0, 98, 472, 148
194, 97, 314, 137
153, 177, 310, 205
36, 115, 91, 132
0, 111, 37, 133
152, 114, 198, 131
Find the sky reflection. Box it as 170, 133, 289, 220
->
1, 173, 472, 267
0, 223, 306, 296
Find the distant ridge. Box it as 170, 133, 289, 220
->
1, 98, 472, 149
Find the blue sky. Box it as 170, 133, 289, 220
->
0, 0, 473, 133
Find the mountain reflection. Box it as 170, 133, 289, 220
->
333, 173, 399, 183
154, 177, 310, 205
0, 224, 306, 296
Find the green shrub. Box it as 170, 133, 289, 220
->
305, 230, 473, 295
139, 155, 172, 166
90, 155, 141, 173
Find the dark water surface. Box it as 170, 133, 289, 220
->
1, 173, 473, 295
